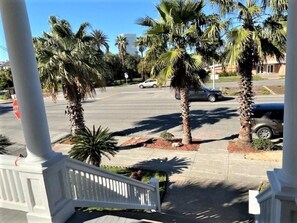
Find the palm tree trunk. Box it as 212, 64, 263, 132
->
62, 82, 86, 135
238, 58, 254, 145
180, 87, 192, 144
66, 100, 85, 136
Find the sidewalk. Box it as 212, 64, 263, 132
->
55, 135, 281, 222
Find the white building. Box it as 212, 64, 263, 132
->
123, 33, 137, 55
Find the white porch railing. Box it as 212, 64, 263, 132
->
0, 154, 161, 216
65, 158, 161, 211
257, 187, 274, 222
0, 155, 28, 212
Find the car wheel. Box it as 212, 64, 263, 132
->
256, 126, 273, 139
208, 95, 216, 102
139, 85, 144, 89
152, 84, 157, 88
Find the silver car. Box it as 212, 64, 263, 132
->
251, 103, 284, 139
138, 79, 158, 88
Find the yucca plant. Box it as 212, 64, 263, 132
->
0, 134, 11, 154
69, 125, 118, 167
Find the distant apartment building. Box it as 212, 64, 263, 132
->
123, 34, 138, 55
0, 60, 10, 70
209, 55, 286, 77
254, 55, 286, 76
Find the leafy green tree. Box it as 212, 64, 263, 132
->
0, 69, 13, 90
138, 0, 223, 144
211, 0, 286, 144
69, 125, 118, 167
104, 53, 123, 84
124, 54, 141, 80
34, 16, 106, 135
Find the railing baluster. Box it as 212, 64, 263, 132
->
64, 159, 159, 210
0, 170, 6, 200
7, 170, 18, 202
2, 169, 12, 201
14, 171, 25, 203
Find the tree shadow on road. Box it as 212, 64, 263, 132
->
114, 107, 238, 136
133, 156, 191, 176
0, 103, 12, 115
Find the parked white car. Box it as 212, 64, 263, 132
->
138, 79, 158, 88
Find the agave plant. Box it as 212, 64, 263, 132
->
0, 134, 11, 154
69, 125, 118, 167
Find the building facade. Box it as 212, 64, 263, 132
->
123, 33, 137, 55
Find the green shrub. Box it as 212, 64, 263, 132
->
252, 138, 274, 151
69, 125, 118, 167
160, 131, 174, 140
218, 71, 238, 77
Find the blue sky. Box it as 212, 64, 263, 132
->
0, 0, 213, 61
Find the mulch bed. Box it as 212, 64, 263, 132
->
120, 137, 199, 151
227, 140, 258, 153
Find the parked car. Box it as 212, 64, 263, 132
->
175, 87, 223, 102
138, 79, 158, 88
251, 103, 284, 139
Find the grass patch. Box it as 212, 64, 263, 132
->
207, 74, 266, 83
0, 95, 9, 100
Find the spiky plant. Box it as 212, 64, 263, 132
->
0, 134, 11, 154
69, 125, 118, 167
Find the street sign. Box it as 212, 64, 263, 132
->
124, 73, 128, 79
210, 74, 219, 80
12, 99, 21, 120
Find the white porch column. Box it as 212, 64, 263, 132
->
281, 0, 297, 186
0, 0, 57, 162
257, 1, 297, 222
0, 1, 75, 222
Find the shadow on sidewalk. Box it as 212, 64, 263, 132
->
161, 179, 255, 222
198, 133, 239, 144
0, 103, 12, 115
113, 107, 238, 136
133, 156, 190, 176
68, 180, 255, 223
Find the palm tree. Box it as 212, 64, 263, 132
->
138, 0, 222, 144
69, 125, 118, 167
115, 35, 128, 72
91, 29, 109, 54
262, 0, 288, 14
135, 36, 146, 58
135, 36, 147, 80
211, 0, 286, 144
34, 16, 106, 135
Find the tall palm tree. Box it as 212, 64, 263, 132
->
91, 29, 109, 55
211, 0, 286, 144
34, 16, 106, 135
138, 0, 222, 144
135, 36, 147, 80
115, 35, 128, 72
135, 36, 146, 58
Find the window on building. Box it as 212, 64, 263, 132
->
268, 65, 274, 73
257, 65, 264, 73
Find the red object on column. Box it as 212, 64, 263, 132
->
12, 99, 21, 120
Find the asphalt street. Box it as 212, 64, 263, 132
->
0, 81, 284, 147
